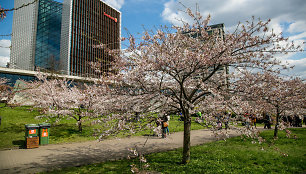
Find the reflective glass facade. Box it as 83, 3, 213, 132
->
35, 0, 63, 71
70, 0, 120, 77
61, 0, 121, 77
0, 73, 35, 86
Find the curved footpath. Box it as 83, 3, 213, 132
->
0, 128, 260, 174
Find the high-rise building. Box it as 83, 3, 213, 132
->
10, 0, 121, 77
10, 0, 63, 71
183, 23, 229, 87
61, 0, 121, 77
35, 0, 63, 72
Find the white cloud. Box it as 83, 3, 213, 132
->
102, 0, 125, 10
0, 39, 10, 67
162, 0, 306, 78
162, 0, 189, 26
288, 21, 306, 33
285, 58, 306, 79
0, 56, 9, 67
161, 0, 306, 38
289, 32, 306, 41
0, 40, 10, 57
162, 0, 306, 29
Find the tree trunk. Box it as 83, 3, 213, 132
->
78, 117, 82, 132
77, 108, 83, 132
182, 112, 191, 164
274, 105, 280, 138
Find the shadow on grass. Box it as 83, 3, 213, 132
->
50, 124, 95, 140
12, 140, 25, 149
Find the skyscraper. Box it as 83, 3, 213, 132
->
10, 0, 63, 71
61, 0, 121, 77
10, 0, 121, 77
35, 0, 63, 72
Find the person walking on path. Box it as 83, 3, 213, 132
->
251, 114, 257, 128
264, 112, 272, 129
244, 112, 251, 129
166, 114, 170, 135
224, 112, 230, 130
216, 115, 222, 130
162, 115, 169, 138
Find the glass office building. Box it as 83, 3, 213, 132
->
34, 0, 62, 71
10, 0, 63, 72
61, 0, 121, 77
10, 0, 121, 77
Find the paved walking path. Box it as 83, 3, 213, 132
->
0, 128, 252, 174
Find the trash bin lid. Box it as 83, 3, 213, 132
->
39, 123, 51, 128
25, 124, 39, 129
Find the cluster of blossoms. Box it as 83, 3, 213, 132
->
0, 6, 7, 21
0, 78, 8, 99
128, 148, 150, 174
0, 78, 14, 106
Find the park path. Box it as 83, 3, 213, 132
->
0, 128, 248, 174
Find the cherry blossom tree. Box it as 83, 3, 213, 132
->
24, 74, 156, 135
104, 9, 300, 163
0, 78, 13, 107
0, 78, 8, 97
24, 74, 107, 132
235, 72, 306, 138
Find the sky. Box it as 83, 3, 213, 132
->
0, 0, 305, 79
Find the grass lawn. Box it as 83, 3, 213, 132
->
44, 128, 306, 174
0, 104, 204, 149
0, 104, 100, 149
0, 105, 41, 149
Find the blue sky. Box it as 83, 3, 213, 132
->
0, 0, 305, 78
